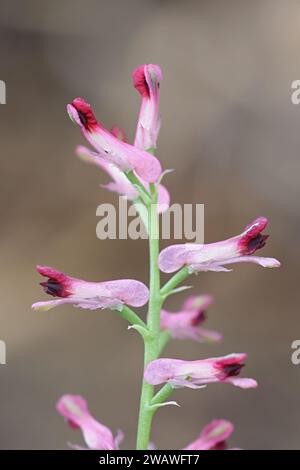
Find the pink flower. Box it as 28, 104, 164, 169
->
144, 353, 257, 389
158, 217, 281, 273
31, 265, 149, 311
183, 419, 234, 450
160, 295, 222, 342
56, 394, 123, 450
76, 145, 170, 213
132, 64, 162, 151
67, 97, 162, 183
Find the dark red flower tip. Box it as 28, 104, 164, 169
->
37, 265, 71, 298
222, 362, 245, 378
238, 216, 269, 255
132, 66, 150, 98
215, 353, 246, 379
71, 97, 98, 131
190, 310, 206, 326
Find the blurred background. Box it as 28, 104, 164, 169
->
0, 0, 299, 450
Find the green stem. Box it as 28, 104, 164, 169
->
160, 266, 190, 299
133, 197, 149, 234
117, 305, 147, 329
158, 331, 171, 355
151, 383, 174, 407
136, 186, 162, 450
126, 171, 152, 205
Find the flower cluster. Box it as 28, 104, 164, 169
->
33, 63, 280, 450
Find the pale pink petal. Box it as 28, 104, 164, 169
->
144, 358, 184, 385
221, 256, 281, 268
225, 377, 258, 389
100, 279, 149, 307
158, 244, 189, 273
157, 184, 170, 214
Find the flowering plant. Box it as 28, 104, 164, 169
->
33, 64, 280, 450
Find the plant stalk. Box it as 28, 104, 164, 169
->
136, 185, 162, 450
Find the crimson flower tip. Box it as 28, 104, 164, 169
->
132, 64, 162, 98
238, 217, 269, 255
36, 265, 72, 298
68, 97, 98, 131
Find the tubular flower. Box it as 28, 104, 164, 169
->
132, 64, 162, 151
76, 145, 170, 213
158, 217, 281, 273
144, 353, 257, 389
183, 419, 234, 450
56, 394, 123, 450
31, 265, 149, 311
160, 295, 222, 343
67, 97, 162, 183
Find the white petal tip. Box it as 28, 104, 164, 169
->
31, 303, 54, 312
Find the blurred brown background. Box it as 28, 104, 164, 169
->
0, 0, 299, 449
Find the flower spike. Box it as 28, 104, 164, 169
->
32, 265, 149, 311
